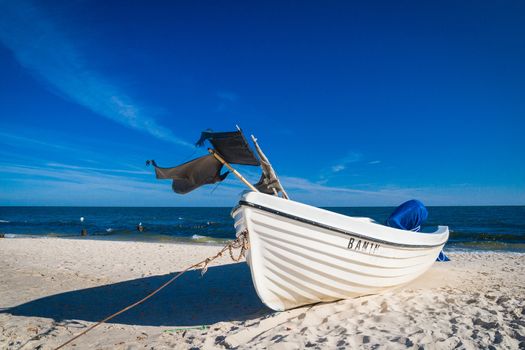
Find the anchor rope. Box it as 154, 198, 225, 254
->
53, 230, 249, 350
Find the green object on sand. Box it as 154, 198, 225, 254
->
163, 325, 209, 332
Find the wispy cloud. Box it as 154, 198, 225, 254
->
0, 1, 192, 148
45, 162, 150, 175
0, 163, 153, 188
0, 130, 161, 172
330, 152, 362, 173
217, 91, 239, 102
0, 161, 242, 206
368, 160, 381, 165
0, 131, 72, 151
280, 175, 443, 206
2, 160, 522, 206
282, 176, 395, 196
216, 90, 239, 112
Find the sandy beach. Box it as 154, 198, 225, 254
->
1, 238, 524, 349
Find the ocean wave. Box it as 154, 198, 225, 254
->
0, 233, 53, 238
0, 220, 9, 223
189, 234, 229, 244
447, 241, 525, 253
449, 231, 525, 243
1, 233, 18, 238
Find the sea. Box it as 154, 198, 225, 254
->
0, 206, 524, 252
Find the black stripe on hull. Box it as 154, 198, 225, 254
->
237, 201, 448, 249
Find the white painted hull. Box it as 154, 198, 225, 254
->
231, 192, 449, 311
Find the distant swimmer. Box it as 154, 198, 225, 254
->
137, 222, 145, 232
80, 217, 87, 236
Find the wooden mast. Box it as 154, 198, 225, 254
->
208, 148, 259, 192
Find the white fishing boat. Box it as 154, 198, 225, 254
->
232, 192, 448, 311
149, 127, 449, 311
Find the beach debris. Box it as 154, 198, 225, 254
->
163, 325, 209, 333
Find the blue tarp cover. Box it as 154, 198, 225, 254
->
386, 199, 450, 262
386, 199, 428, 232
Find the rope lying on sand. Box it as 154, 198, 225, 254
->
53, 231, 249, 350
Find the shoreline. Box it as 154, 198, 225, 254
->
1, 238, 524, 349
2, 233, 525, 254
0, 233, 230, 246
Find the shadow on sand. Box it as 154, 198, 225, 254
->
2, 263, 270, 327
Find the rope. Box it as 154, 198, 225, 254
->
53, 231, 249, 350
228, 232, 249, 262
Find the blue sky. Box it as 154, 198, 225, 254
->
0, 0, 524, 206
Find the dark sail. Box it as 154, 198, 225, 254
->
254, 173, 280, 195
149, 128, 288, 197
147, 155, 229, 194
195, 130, 260, 166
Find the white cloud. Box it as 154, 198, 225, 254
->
282, 176, 389, 196
2, 161, 523, 206
0, 162, 243, 206
0, 1, 192, 148
330, 151, 362, 173
45, 162, 150, 175
279, 175, 443, 206
331, 164, 346, 172
0, 131, 72, 151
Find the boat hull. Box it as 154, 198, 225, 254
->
231, 192, 449, 311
